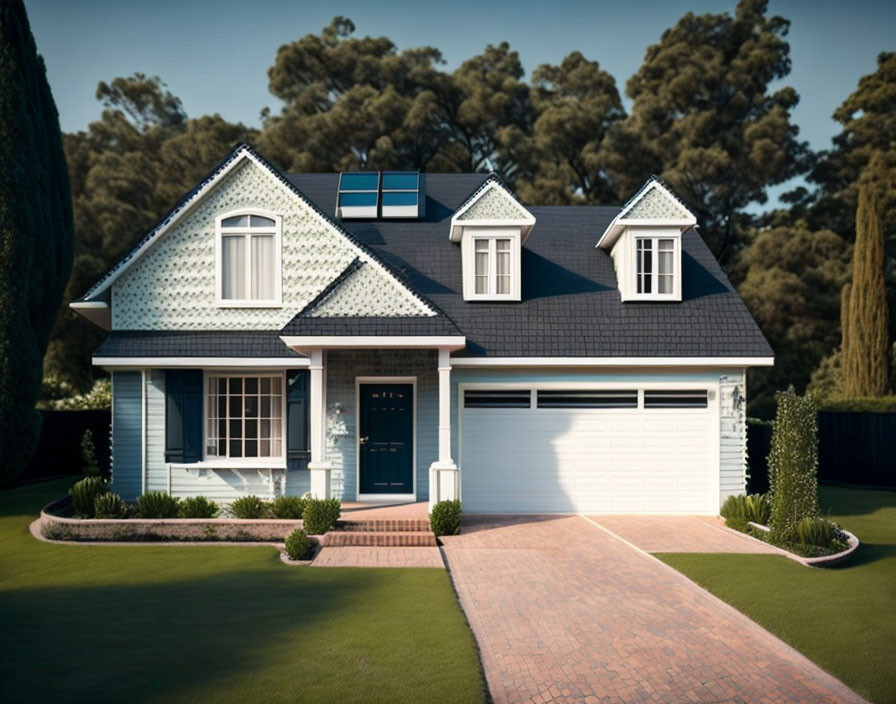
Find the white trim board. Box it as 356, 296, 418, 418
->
94, 357, 310, 369
281, 335, 466, 352
449, 357, 774, 367
355, 376, 418, 501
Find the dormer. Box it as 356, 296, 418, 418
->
449, 177, 535, 302
597, 176, 697, 302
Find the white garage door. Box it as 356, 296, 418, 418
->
460, 387, 717, 514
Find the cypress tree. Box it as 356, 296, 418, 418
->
0, 0, 73, 485
844, 177, 888, 397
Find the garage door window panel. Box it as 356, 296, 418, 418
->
537, 390, 638, 409
464, 390, 531, 408
643, 390, 708, 408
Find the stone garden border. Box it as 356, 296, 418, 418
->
37, 495, 321, 545
747, 521, 861, 567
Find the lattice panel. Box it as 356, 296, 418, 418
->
625, 185, 691, 220
457, 183, 530, 221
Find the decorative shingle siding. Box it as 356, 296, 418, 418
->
719, 370, 748, 502
309, 262, 432, 317
111, 159, 427, 330
457, 183, 530, 221
324, 350, 438, 501
111, 371, 142, 500
624, 186, 690, 220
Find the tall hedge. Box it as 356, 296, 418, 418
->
768, 388, 820, 543
843, 178, 889, 397
0, 0, 73, 485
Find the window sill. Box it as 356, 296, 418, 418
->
215, 300, 282, 309
463, 294, 521, 303
621, 294, 681, 303
172, 460, 287, 470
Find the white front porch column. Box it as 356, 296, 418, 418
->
429, 347, 459, 510
307, 348, 332, 498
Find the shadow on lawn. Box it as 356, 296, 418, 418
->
0, 568, 355, 704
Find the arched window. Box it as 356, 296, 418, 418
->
216, 212, 282, 305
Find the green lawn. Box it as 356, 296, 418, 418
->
659, 485, 896, 704
0, 479, 486, 704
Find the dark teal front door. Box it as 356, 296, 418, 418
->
359, 383, 414, 494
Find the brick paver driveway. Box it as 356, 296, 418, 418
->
441, 515, 865, 704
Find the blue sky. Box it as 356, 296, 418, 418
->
25, 0, 896, 199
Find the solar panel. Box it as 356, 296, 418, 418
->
335, 170, 425, 219
336, 172, 380, 218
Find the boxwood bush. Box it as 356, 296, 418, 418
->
70, 477, 107, 518
284, 528, 312, 560
270, 495, 306, 519
302, 497, 341, 535
136, 491, 181, 519
230, 495, 270, 519
93, 492, 127, 519
430, 500, 462, 537
179, 496, 219, 519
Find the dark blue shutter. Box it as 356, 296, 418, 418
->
286, 370, 310, 469
165, 370, 202, 463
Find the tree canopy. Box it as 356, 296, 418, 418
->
0, 0, 73, 484
35, 3, 896, 419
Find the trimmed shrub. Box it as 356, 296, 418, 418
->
284, 529, 312, 560
93, 492, 127, 519
230, 495, 270, 519
768, 389, 820, 543
302, 497, 341, 535
179, 496, 219, 519
430, 500, 462, 537
136, 491, 181, 519
721, 493, 772, 532
70, 476, 107, 518
270, 495, 306, 520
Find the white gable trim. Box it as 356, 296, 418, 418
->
94, 356, 311, 370
450, 179, 536, 243
597, 178, 697, 250
76, 145, 437, 318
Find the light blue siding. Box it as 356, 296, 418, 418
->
145, 371, 167, 493
324, 350, 438, 501
111, 371, 142, 500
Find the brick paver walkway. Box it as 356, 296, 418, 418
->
311, 546, 443, 567
441, 515, 865, 704
589, 515, 784, 554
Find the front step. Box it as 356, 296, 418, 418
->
322, 531, 437, 547
337, 519, 431, 533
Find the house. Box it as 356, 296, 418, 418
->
71, 143, 773, 514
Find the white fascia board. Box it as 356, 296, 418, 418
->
69, 301, 111, 330
93, 356, 311, 369
280, 335, 466, 352
449, 356, 775, 368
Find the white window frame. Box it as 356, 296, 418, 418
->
202, 370, 288, 468
215, 209, 283, 307
616, 228, 681, 302
461, 227, 521, 301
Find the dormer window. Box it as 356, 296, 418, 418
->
216, 211, 282, 307
462, 229, 521, 301
636, 236, 676, 295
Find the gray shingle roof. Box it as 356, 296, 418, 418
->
285, 174, 772, 358
94, 331, 305, 358
281, 316, 462, 337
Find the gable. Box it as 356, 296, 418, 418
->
307, 262, 433, 317
624, 185, 691, 220
110, 154, 432, 331
456, 183, 531, 221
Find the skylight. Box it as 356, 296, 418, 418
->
336, 172, 380, 218
335, 170, 424, 219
